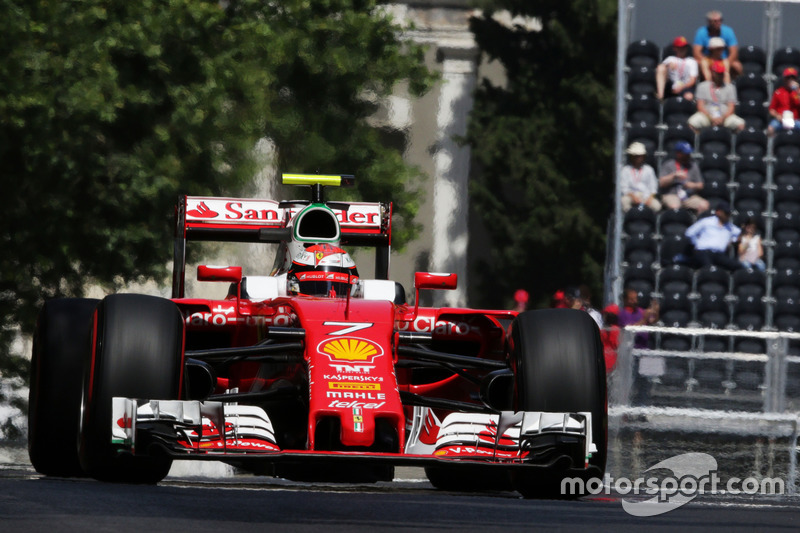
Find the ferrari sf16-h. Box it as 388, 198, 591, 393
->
28, 174, 606, 498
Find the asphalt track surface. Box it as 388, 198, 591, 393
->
1, 462, 799, 532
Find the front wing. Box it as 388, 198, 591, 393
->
112, 398, 596, 471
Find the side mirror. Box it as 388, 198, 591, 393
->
197, 265, 242, 283
412, 272, 457, 317
414, 272, 458, 290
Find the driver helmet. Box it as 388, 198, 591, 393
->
287, 244, 359, 297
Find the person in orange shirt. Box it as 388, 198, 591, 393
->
768, 67, 800, 136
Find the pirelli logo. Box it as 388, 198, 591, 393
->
328, 382, 381, 391
318, 337, 384, 363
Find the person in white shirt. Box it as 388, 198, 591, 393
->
657, 36, 699, 101
684, 201, 743, 270
737, 217, 765, 271
620, 142, 661, 212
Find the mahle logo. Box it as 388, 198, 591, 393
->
318, 337, 383, 363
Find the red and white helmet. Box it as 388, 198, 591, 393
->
287, 244, 359, 297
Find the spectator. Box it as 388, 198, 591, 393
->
767, 67, 800, 137
699, 37, 732, 83
684, 201, 743, 270
693, 10, 742, 80
688, 60, 745, 133
656, 36, 699, 101
579, 284, 603, 328
513, 288, 529, 312
658, 140, 710, 213
620, 142, 661, 212
618, 288, 659, 349
600, 304, 621, 373
551, 290, 568, 308
737, 217, 766, 272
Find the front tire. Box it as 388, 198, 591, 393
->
28, 298, 99, 477
79, 294, 184, 483
509, 309, 607, 499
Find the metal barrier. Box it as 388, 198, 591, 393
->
612, 326, 800, 413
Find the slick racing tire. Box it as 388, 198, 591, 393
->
79, 294, 184, 483
28, 298, 99, 477
509, 309, 607, 499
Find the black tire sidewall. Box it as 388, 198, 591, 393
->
28, 298, 99, 477
510, 308, 607, 471
79, 294, 184, 483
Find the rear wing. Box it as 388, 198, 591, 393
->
172, 195, 392, 298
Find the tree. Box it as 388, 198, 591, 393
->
466, 0, 617, 309
0, 0, 434, 369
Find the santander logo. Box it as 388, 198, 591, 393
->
186, 201, 219, 218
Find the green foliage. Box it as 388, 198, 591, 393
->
466, 0, 617, 309
0, 0, 433, 365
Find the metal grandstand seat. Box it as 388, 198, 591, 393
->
774, 130, 800, 159
624, 232, 657, 266
734, 153, 766, 185
774, 268, 800, 297
774, 240, 800, 271
660, 289, 693, 328
772, 47, 800, 78
700, 151, 729, 173
662, 97, 696, 127
734, 127, 768, 159
734, 71, 768, 103
626, 40, 660, 69
736, 99, 768, 131
701, 169, 730, 211
626, 123, 660, 167
739, 45, 767, 75
658, 208, 695, 237
772, 210, 800, 242
627, 65, 657, 97
624, 261, 655, 308
733, 173, 765, 219
658, 263, 694, 294
732, 360, 765, 389
627, 93, 660, 126
699, 126, 733, 159
732, 286, 765, 333
774, 294, 800, 333
663, 123, 694, 153
732, 267, 766, 300
695, 265, 731, 302
623, 204, 657, 235
734, 336, 766, 355
774, 180, 800, 218
659, 234, 691, 266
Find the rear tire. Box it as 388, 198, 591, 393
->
509, 309, 607, 499
79, 294, 184, 483
28, 298, 99, 477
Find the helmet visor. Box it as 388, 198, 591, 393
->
294, 270, 355, 297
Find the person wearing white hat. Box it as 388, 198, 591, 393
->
620, 142, 661, 212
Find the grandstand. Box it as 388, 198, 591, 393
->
609, 1, 800, 418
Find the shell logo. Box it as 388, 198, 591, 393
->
318, 337, 384, 363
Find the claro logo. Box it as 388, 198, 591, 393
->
318, 337, 384, 363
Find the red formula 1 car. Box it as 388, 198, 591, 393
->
28, 174, 606, 497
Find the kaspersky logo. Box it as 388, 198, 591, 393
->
318, 337, 384, 363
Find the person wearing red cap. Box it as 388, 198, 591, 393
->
767, 67, 800, 136
600, 304, 620, 373
656, 36, 699, 101
693, 10, 742, 79
688, 60, 745, 133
